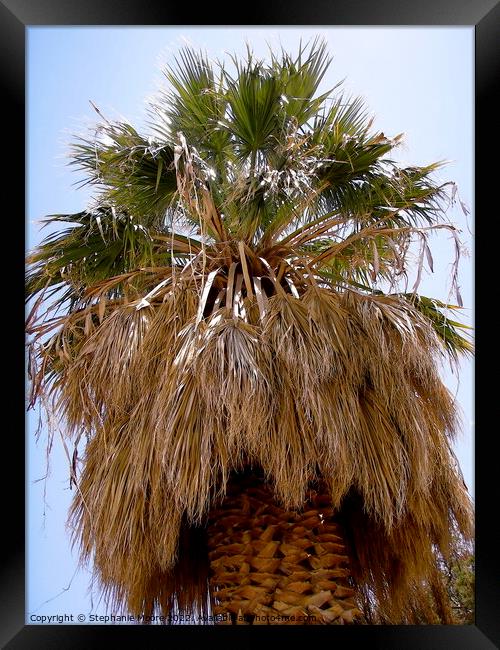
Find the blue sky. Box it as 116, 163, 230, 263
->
27, 26, 474, 622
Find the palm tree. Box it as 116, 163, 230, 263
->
26, 40, 473, 625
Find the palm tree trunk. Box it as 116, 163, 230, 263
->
207, 471, 362, 625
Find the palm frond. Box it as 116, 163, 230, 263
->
26, 208, 156, 300
153, 48, 232, 164
402, 293, 474, 360
70, 121, 177, 223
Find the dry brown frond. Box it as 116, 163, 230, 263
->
33, 277, 471, 622
60, 306, 152, 434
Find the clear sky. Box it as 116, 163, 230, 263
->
27, 26, 474, 623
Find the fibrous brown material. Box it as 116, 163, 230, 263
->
208, 472, 361, 625
38, 283, 473, 623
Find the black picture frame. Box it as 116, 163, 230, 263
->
6, 1, 498, 647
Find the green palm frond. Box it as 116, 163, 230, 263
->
25, 206, 201, 311
269, 37, 333, 126
70, 122, 177, 224
402, 293, 474, 360
222, 56, 283, 168
27, 208, 153, 297
153, 47, 232, 164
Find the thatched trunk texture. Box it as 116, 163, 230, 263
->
207, 472, 362, 625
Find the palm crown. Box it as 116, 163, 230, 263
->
26, 40, 472, 622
